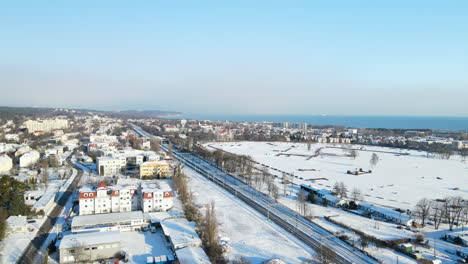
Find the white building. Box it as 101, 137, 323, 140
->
79, 181, 173, 215
6, 215, 27, 234
71, 211, 147, 232
24, 118, 68, 133
96, 156, 126, 176
90, 134, 118, 144
0, 154, 13, 174
141, 181, 174, 213
19, 150, 40, 168
59, 231, 121, 263
5, 134, 20, 142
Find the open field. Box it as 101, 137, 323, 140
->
205, 142, 468, 210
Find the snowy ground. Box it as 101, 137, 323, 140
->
206, 142, 468, 210
205, 141, 468, 263
184, 166, 317, 264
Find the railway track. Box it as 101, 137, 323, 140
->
133, 125, 378, 264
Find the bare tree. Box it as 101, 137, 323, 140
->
414, 198, 431, 226
297, 189, 307, 215
41, 158, 49, 187
333, 182, 348, 198
443, 196, 465, 231
150, 138, 160, 152
168, 142, 173, 156
307, 140, 312, 151
431, 201, 444, 230
349, 149, 358, 159
369, 153, 379, 167
351, 188, 362, 202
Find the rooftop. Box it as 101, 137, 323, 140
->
60, 231, 121, 249
72, 211, 145, 229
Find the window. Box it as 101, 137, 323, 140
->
84, 248, 90, 251
91, 247, 97, 250
69, 250, 75, 254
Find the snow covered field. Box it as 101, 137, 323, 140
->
185, 167, 316, 264
206, 142, 468, 210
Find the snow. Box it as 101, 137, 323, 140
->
160, 218, 202, 249
71, 211, 145, 230
184, 166, 316, 264
175, 246, 211, 264
120, 229, 174, 264
59, 230, 120, 248
206, 142, 468, 210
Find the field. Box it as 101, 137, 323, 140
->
205, 142, 468, 210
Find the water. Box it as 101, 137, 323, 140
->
166, 114, 468, 131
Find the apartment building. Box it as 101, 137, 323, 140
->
79, 181, 173, 215
139, 160, 171, 179
24, 118, 68, 133
96, 156, 126, 176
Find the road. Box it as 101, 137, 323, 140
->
133, 125, 379, 264
17, 154, 83, 264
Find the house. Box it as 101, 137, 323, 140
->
0, 154, 13, 174
6, 215, 27, 234
19, 150, 40, 168
59, 231, 121, 263
399, 243, 413, 253
140, 160, 171, 179
359, 203, 414, 226
161, 218, 202, 250
5, 134, 20, 142
445, 231, 468, 246
71, 211, 148, 233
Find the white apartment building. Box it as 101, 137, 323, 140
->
24, 118, 68, 133
79, 181, 173, 215
96, 156, 126, 176
19, 150, 40, 168
0, 154, 13, 174
141, 181, 174, 213
90, 134, 118, 144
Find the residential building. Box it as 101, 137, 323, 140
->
139, 160, 171, 178
79, 181, 173, 215
59, 231, 121, 263
24, 118, 68, 133
96, 156, 126, 176
6, 215, 27, 234
141, 181, 174, 213
0, 154, 13, 174
19, 150, 40, 168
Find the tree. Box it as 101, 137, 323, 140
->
150, 138, 160, 152
369, 153, 379, 167
414, 198, 431, 226
168, 142, 173, 157
307, 140, 312, 151
349, 149, 358, 159
443, 196, 465, 231
9, 191, 26, 216
333, 182, 348, 198
351, 188, 362, 202
41, 158, 49, 187
297, 189, 307, 215
431, 201, 444, 230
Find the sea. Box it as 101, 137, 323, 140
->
165, 114, 468, 131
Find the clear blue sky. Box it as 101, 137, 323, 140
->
1, 1, 467, 116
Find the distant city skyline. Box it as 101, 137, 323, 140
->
1, 1, 467, 116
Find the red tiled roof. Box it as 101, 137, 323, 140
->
79, 192, 96, 199
163, 191, 173, 198
97, 181, 107, 189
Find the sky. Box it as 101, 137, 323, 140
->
1, 1, 467, 116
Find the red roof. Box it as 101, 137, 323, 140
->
111, 190, 119, 197
97, 181, 107, 189
143, 192, 153, 199
79, 192, 96, 199
163, 191, 173, 198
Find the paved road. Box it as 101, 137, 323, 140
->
17, 154, 83, 264
133, 125, 379, 264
